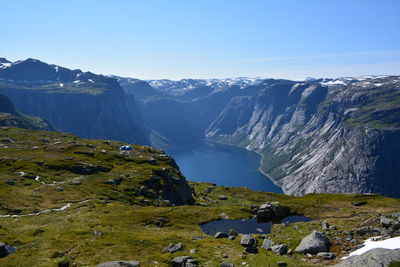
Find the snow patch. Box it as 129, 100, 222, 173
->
320, 80, 347, 86
342, 236, 400, 259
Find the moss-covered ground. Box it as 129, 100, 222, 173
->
0, 127, 399, 267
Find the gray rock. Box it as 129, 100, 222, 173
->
221, 262, 234, 267
321, 221, 330, 231
228, 236, 236, 240
256, 203, 274, 221
317, 252, 336, 259
256, 202, 289, 221
261, 238, 274, 250
171, 256, 198, 267
97, 261, 140, 267
295, 231, 331, 254
215, 232, 228, 239
93, 230, 103, 236
271, 244, 288, 255
333, 248, 400, 267
240, 235, 257, 247
355, 227, 382, 236
219, 195, 228, 200
163, 243, 184, 253
277, 263, 287, 267
189, 249, 198, 254
0, 242, 9, 258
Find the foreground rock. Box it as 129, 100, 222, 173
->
171, 256, 198, 267
295, 231, 330, 254
334, 248, 400, 267
97, 261, 140, 267
271, 244, 288, 255
240, 235, 257, 247
162, 243, 184, 253
261, 238, 274, 250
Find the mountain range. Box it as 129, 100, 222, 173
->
1, 57, 399, 197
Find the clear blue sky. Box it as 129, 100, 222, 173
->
1, 0, 400, 80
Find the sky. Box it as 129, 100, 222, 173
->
1, 0, 400, 80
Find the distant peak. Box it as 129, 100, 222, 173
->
0, 58, 11, 64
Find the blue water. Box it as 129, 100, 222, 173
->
166, 142, 283, 193
200, 216, 312, 235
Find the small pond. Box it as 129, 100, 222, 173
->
200, 215, 312, 236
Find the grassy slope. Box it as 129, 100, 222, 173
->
0, 128, 399, 266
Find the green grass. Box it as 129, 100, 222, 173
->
1, 127, 400, 266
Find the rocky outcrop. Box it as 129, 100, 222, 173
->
206, 76, 400, 197
334, 248, 400, 267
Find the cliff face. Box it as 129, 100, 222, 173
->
0, 59, 149, 145
206, 76, 400, 197
0, 94, 53, 130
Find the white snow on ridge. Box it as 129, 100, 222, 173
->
342, 236, 400, 259
0, 63, 11, 69
320, 80, 347, 86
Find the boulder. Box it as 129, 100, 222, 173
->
277, 263, 287, 267
163, 243, 184, 253
261, 238, 274, 250
97, 261, 140, 267
321, 221, 330, 231
271, 244, 288, 255
380, 216, 395, 229
295, 231, 330, 254
333, 248, 400, 267
256, 203, 274, 221
221, 263, 234, 267
215, 232, 228, 239
256, 202, 289, 221
0, 242, 9, 258
171, 256, 198, 267
240, 235, 257, 247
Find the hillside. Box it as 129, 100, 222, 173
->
0, 127, 399, 266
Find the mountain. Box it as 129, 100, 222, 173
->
0, 58, 150, 145
118, 74, 400, 197
117, 77, 268, 144
206, 76, 400, 197
0, 94, 53, 130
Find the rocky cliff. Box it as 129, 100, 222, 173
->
206, 76, 400, 197
0, 58, 149, 145
0, 94, 53, 130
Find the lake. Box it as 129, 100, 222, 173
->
166, 142, 283, 193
